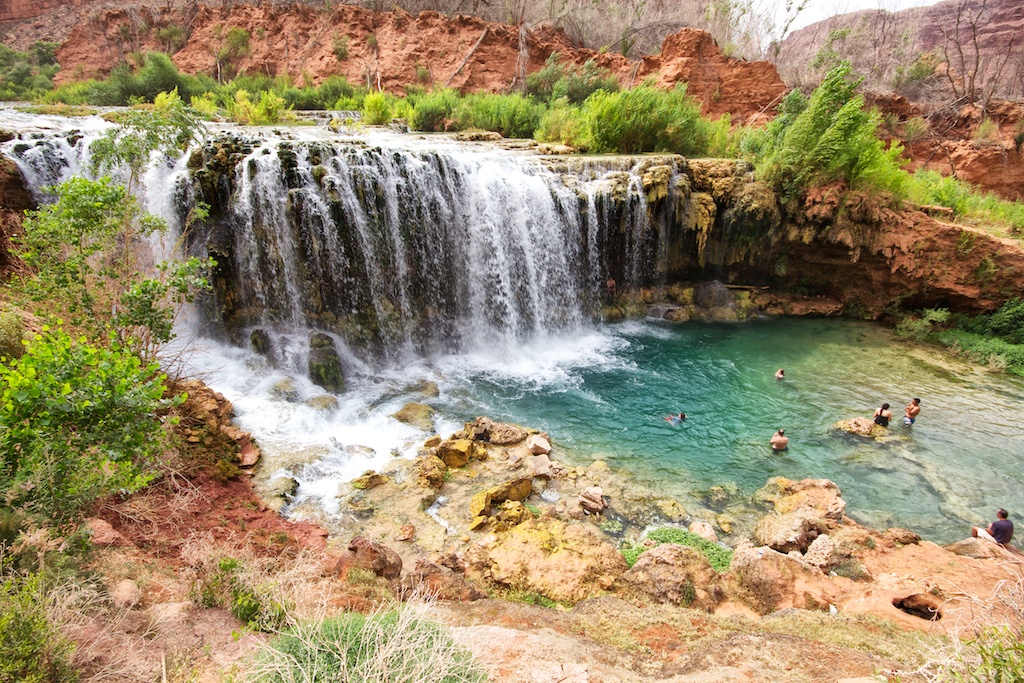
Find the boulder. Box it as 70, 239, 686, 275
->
689, 520, 718, 543
656, 499, 688, 522
437, 439, 479, 468
270, 377, 301, 402
945, 537, 1007, 559
833, 417, 887, 439
352, 470, 390, 490
526, 433, 552, 455
470, 416, 527, 445
754, 510, 821, 553
620, 544, 722, 611
392, 402, 435, 431
465, 518, 628, 604
724, 541, 840, 615
492, 477, 533, 503
110, 579, 142, 609
802, 533, 837, 571
250, 328, 273, 358
579, 486, 606, 514
423, 435, 442, 448
530, 453, 553, 478
883, 527, 921, 546
262, 476, 298, 513
335, 537, 402, 580
417, 455, 447, 489
759, 477, 846, 523
306, 395, 339, 413
400, 559, 485, 601
396, 525, 415, 542
85, 518, 129, 547
308, 332, 345, 393
693, 280, 732, 309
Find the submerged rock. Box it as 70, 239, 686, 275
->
833, 417, 888, 439
306, 395, 340, 413
392, 402, 435, 431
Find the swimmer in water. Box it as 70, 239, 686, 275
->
775, 368, 785, 380
770, 429, 789, 452
664, 412, 686, 425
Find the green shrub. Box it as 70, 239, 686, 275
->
0, 571, 77, 683
526, 53, 618, 104
249, 608, 486, 682
933, 329, 1024, 376
450, 92, 545, 138
362, 91, 393, 125
894, 307, 950, 339
410, 89, 460, 131
907, 170, 1024, 233
946, 625, 1024, 682
755, 62, 907, 199
577, 85, 709, 155
333, 34, 349, 61
193, 556, 289, 631
622, 527, 733, 572
0, 309, 26, 361
0, 42, 59, 101
0, 329, 176, 525
534, 101, 585, 146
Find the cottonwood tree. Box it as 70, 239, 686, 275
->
940, 0, 1018, 110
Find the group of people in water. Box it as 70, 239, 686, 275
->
660, 366, 1014, 548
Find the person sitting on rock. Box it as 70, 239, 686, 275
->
770, 429, 788, 452
663, 412, 686, 425
873, 403, 893, 427
973, 509, 1014, 546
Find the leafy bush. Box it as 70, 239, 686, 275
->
362, 91, 393, 125
946, 625, 1024, 682
622, 527, 733, 572
0, 42, 60, 101
0, 329, 176, 524
226, 89, 293, 125
0, 308, 26, 361
754, 62, 907, 200
450, 92, 545, 138
907, 170, 1024, 234
526, 53, 619, 104
534, 101, 586, 146
895, 307, 950, 339
192, 556, 289, 631
933, 329, 1024, 376
410, 89, 460, 131
0, 571, 77, 683
249, 606, 486, 682
578, 85, 710, 155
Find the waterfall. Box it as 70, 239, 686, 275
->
197, 132, 672, 369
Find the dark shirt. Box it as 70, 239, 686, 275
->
991, 518, 1014, 545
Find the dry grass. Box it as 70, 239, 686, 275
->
243, 594, 487, 683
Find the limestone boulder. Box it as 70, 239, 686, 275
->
753, 510, 822, 554
723, 541, 841, 615
620, 544, 722, 611
689, 520, 718, 543
393, 402, 435, 431
417, 455, 447, 489
579, 486, 606, 514
306, 395, 339, 413
526, 433, 552, 455
530, 453, 554, 478
437, 439, 484, 468
470, 416, 528, 445
802, 533, 837, 571
352, 470, 390, 490
400, 559, 486, 601
833, 417, 887, 439
758, 477, 846, 523
465, 518, 628, 604
945, 537, 1007, 559
335, 537, 403, 580
85, 518, 129, 547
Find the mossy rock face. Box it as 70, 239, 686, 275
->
308, 332, 345, 393
250, 328, 273, 357
392, 402, 435, 431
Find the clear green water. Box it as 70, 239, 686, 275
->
431, 318, 1024, 543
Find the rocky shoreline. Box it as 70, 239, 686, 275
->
246, 411, 1022, 635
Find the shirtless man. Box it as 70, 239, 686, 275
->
775, 368, 785, 380
770, 429, 789, 452
663, 412, 686, 425
873, 403, 893, 427
904, 398, 921, 426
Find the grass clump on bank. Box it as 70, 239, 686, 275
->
247, 603, 486, 683
622, 527, 733, 572
897, 300, 1024, 376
